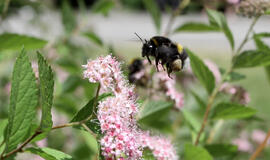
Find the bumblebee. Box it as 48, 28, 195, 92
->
128, 59, 144, 83
135, 33, 188, 77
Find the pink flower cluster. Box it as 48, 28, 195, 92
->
83, 55, 178, 160
140, 132, 178, 160
154, 72, 184, 109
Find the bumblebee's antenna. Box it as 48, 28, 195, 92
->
134, 32, 144, 43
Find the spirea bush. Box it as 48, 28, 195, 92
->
0, 0, 270, 160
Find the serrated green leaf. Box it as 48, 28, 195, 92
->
211, 103, 257, 120
174, 22, 220, 33
0, 33, 47, 52
0, 119, 8, 153
83, 32, 103, 47
71, 92, 112, 134
206, 9, 234, 49
37, 52, 54, 132
61, 0, 77, 33
186, 49, 215, 94
5, 49, 38, 152
142, 0, 161, 33
92, 0, 114, 16
142, 148, 155, 160
233, 50, 270, 68
25, 147, 73, 160
204, 144, 237, 158
184, 143, 213, 160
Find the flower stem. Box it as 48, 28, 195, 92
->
249, 130, 270, 160
164, 0, 190, 36
235, 16, 260, 56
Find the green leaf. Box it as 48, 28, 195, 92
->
254, 35, 270, 51
174, 22, 220, 33
25, 147, 73, 160
142, 148, 155, 160
71, 92, 112, 134
37, 52, 54, 132
61, 0, 77, 33
92, 0, 114, 16
190, 90, 206, 109
206, 9, 234, 49
83, 32, 103, 47
70, 93, 112, 123
186, 49, 215, 94
204, 144, 237, 158
142, 0, 161, 33
211, 103, 257, 120
255, 32, 270, 38
233, 50, 270, 68
0, 119, 8, 153
0, 33, 47, 52
139, 101, 173, 122
220, 68, 246, 82
184, 143, 213, 160
5, 49, 38, 152
182, 109, 200, 132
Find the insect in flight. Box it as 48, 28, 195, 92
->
134, 33, 189, 78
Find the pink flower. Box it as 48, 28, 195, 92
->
227, 0, 240, 4
232, 132, 253, 153
83, 55, 178, 159
154, 71, 184, 109
252, 130, 270, 145
140, 132, 178, 160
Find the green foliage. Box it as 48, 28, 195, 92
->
61, 0, 77, 34
138, 101, 173, 132
83, 32, 103, 47
71, 92, 112, 134
174, 22, 220, 33
220, 68, 246, 82
37, 52, 54, 132
190, 90, 206, 109
204, 144, 237, 158
25, 147, 73, 160
142, 0, 161, 33
184, 143, 213, 160
5, 49, 38, 152
211, 103, 257, 120
182, 109, 200, 132
186, 49, 215, 94
92, 0, 115, 16
0, 33, 47, 52
142, 148, 155, 160
206, 9, 234, 49
233, 50, 270, 68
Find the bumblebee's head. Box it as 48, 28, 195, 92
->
172, 59, 182, 72
142, 41, 153, 56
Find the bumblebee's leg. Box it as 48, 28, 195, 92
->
146, 55, 152, 64
155, 57, 160, 72
166, 63, 173, 79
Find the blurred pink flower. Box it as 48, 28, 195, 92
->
204, 60, 221, 84
227, 0, 240, 4
140, 132, 178, 160
154, 72, 184, 109
252, 130, 270, 145
232, 132, 253, 153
